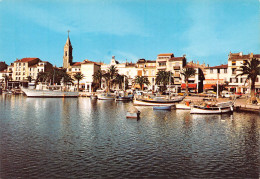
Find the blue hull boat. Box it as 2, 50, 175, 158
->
153, 106, 172, 110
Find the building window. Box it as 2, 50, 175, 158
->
232, 68, 236, 74
232, 61, 236, 66
256, 78, 259, 82
65, 51, 67, 56
224, 69, 227, 73
210, 69, 213, 73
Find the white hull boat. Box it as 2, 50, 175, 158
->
22, 88, 78, 98
133, 96, 184, 106
98, 93, 115, 100
176, 102, 191, 110
190, 105, 233, 114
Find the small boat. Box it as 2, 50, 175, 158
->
90, 94, 98, 99
115, 96, 132, 101
97, 93, 115, 100
153, 106, 172, 110
126, 106, 140, 119
190, 104, 233, 114
176, 101, 191, 110
133, 96, 184, 106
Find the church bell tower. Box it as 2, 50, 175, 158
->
63, 30, 73, 68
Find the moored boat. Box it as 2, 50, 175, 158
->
126, 106, 140, 119
153, 105, 172, 110
22, 86, 79, 98
133, 96, 184, 106
190, 104, 233, 114
97, 93, 115, 100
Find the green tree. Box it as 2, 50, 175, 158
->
181, 67, 196, 96
115, 74, 125, 90
102, 66, 118, 92
155, 71, 173, 93
73, 72, 84, 92
236, 58, 260, 103
134, 76, 150, 90
93, 70, 103, 89
26, 76, 32, 82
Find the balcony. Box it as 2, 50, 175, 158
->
174, 73, 180, 78
173, 66, 180, 70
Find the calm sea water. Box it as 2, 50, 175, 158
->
0, 94, 259, 179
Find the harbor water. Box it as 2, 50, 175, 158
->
0, 94, 259, 178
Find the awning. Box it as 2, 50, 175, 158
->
203, 84, 215, 89
181, 83, 197, 89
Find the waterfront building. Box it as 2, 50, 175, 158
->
181, 61, 205, 93
156, 53, 187, 92
204, 64, 228, 91
81, 60, 101, 92
101, 56, 138, 90
12, 58, 52, 81
227, 52, 260, 93
136, 59, 156, 91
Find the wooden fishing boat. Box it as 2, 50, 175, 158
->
190, 104, 233, 114
133, 96, 184, 106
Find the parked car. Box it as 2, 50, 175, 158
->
221, 91, 234, 98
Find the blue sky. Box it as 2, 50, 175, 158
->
0, 0, 259, 67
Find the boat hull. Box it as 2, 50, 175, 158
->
115, 97, 132, 101
126, 112, 140, 119
133, 97, 183, 106
153, 106, 172, 110
190, 105, 233, 114
22, 88, 78, 98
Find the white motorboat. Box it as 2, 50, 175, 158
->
97, 93, 115, 100
133, 96, 184, 106
190, 104, 233, 114
21, 86, 78, 98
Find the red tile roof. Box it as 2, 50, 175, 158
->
253, 54, 260, 58
15, 58, 40, 62
72, 62, 81, 66
206, 64, 228, 69
81, 59, 100, 65
229, 55, 250, 60
158, 53, 174, 56
169, 57, 185, 61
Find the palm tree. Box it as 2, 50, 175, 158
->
93, 70, 103, 89
26, 76, 32, 82
103, 66, 118, 92
236, 58, 260, 103
155, 71, 173, 93
115, 74, 125, 90
73, 72, 84, 92
181, 67, 196, 96
134, 76, 150, 90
